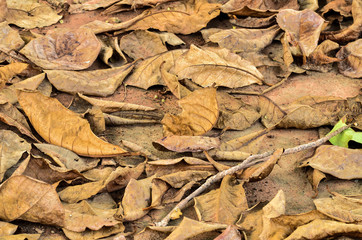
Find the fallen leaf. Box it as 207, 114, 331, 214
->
173, 45, 264, 88
0, 22, 24, 61
229, 15, 276, 28
329, 116, 362, 147
160, 63, 191, 99
307, 40, 340, 66
307, 169, 326, 194
259, 96, 286, 128
17, 90, 128, 157
5, 0, 62, 29
0, 0, 7, 22
104, 113, 159, 126
0, 233, 41, 239
84, 107, 106, 134
194, 175, 248, 224
153, 135, 220, 152
0, 175, 65, 226
158, 32, 185, 46
0, 130, 31, 182
0, 221, 17, 236
300, 145, 362, 179
98, 35, 128, 68
20, 28, 101, 70
161, 87, 219, 136
336, 39, 362, 78
78, 93, 156, 112
321, 0, 352, 17
45, 64, 134, 97
69, 0, 120, 13
298, 0, 319, 10
214, 225, 242, 240
63, 224, 125, 240
0, 62, 28, 89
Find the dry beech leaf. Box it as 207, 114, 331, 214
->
214, 225, 242, 240
17, 90, 127, 157
173, 45, 263, 88
194, 175, 248, 224
120, 30, 168, 60
285, 219, 362, 240
300, 145, 362, 179
5, 0, 62, 29
321, 0, 352, 17
98, 35, 128, 68
126, 49, 186, 89
78, 93, 155, 112
20, 28, 101, 70
336, 39, 362, 78
276, 9, 325, 58
0, 62, 28, 88
202, 25, 280, 53
161, 87, 218, 136
69, 0, 120, 13
34, 143, 99, 173
165, 217, 227, 240
153, 135, 220, 152
0, 221, 18, 236
229, 15, 276, 28
0, 130, 31, 182
160, 63, 191, 99
45, 64, 134, 97
0, 175, 65, 226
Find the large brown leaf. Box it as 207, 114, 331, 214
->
45, 64, 133, 97
194, 175, 248, 224
17, 90, 127, 157
20, 28, 101, 70
173, 45, 263, 88
161, 87, 218, 136
336, 39, 362, 78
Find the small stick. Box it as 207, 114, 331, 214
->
155, 124, 351, 227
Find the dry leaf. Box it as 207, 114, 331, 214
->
17, 90, 127, 157
300, 145, 362, 179
299, 0, 318, 10
259, 95, 286, 128
20, 28, 101, 70
45, 64, 134, 97
194, 175, 248, 224
173, 45, 263, 88
161, 87, 218, 136
307, 40, 340, 66
0, 175, 65, 226
63, 224, 125, 240
158, 32, 185, 46
69, 0, 120, 13
104, 113, 158, 125
307, 169, 326, 194
229, 15, 276, 28
0, 221, 17, 236
0, 233, 41, 239
0, 130, 31, 182
321, 0, 352, 17
153, 135, 220, 152
0, 22, 24, 61
126, 49, 186, 89
202, 25, 280, 53
0, 62, 28, 88
84, 107, 106, 134
214, 225, 242, 240
336, 39, 362, 78
5, 0, 62, 29
160, 63, 191, 99
98, 35, 128, 68
78, 93, 155, 112
0, 0, 7, 22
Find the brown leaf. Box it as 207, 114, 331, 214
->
63, 224, 125, 240
307, 40, 340, 66
0, 233, 41, 239
0, 62, 28, 88
98, 35, 128, 68
336, 39, 362, 78
229, 15, 276, 28
259, 96, 286, 128
69, 0, 120, 13
104, 113, 159, 126
84, 107, 106, 134
5, 0, 62, 29
0, 175, 65, 226
0, 22, 24, 60
126, 49, 186, 89
214, 225, 242, 240
321, 0, 352, 17
45, 64, 134, 97
173, 45, 263, 88
0, 0, 7, 22
307, 169, 326, 195
17, 90, 127, 157
194, 175, 248, 224
161, 87, 219, 136
202, 25, 280, 53
160, 63, 191, 99
153, 135, 220, 152
299, 0, 318, 10
20, 28, 101, 70
120, 30, 168, 60
0, 130, 31, 182
158, 32, 185, 46
0, 221, 17, 236
300, 145, 362, 179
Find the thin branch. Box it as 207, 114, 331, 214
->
155, 124, 351, 227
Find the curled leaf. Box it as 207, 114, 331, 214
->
336, 39, 362, 78
153, 135, 220, 152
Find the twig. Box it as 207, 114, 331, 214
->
155, 124, 351, 227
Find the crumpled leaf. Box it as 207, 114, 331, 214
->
0, 175, 65, 226
20, 28, 101, 70
284, 219, 362, 240
307, 40, 340, 66
0, 22, 24, 62
126, 49, 186, 89
194, 175, 248, 224
214, 225, 242, 240
307, 169, 326, 194
46, 64, 133, 97
158, 32, 185, 46
0, 130, 31, 182
336, 39, 362, 78
202, 25, 280, 53
69, 0, 120, 13
173, 45, 263, 88
120, 30, 168, 60
153, 135, 220, 152
298, 0, 318, 10
78, 93, 156, 112
160, 63, 191, 99
104, 113, 158, 126
321, 0, 352, 17
329, 116, 362, 147
300, 145, 362, 179
98, 35, 128, 68
0, 62, 28, 89
17, 90, 128, 157
5, 0, 62, 29
161, 87, 218, 136
277, 9, 325, 58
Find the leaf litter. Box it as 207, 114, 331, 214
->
0, 0, 361, 239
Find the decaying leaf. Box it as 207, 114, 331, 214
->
229, 15, 276, 28
5, 0, 62, 29
63, 224, 125, 240
78, 93, 156, 112
214, 225, 242, 240
160, 62, 191, 99
307, 169, 326, 194
69, 0, 120, 13
0, 22, 24, 61
20, 28, 101, 70
173, 45, 264, 88
153, 135, 220, 152
202, 25, 280, 53
158, 32, 185, 46
321, 0, 352, 17
0, 0, 7, 22
307, 40, 340, 66
0, 221, 17, 236
259, 95, 286, 128
194, 175, 248, 224
336, 39, 362, 78
0, 62, 28, 88
0, 130, 31, 182
104, 113, 159, 126
161, 87, 218, 136
98, 35, 128, 68
17, 90, 128, 157
84, 107, 106, 134
46, 64, 134, 97
300, 145, 362, 179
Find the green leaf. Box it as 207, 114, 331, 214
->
329, 117, 362, 148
